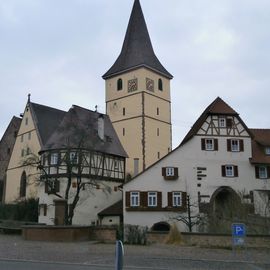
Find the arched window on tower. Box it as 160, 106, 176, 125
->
117, 78, 123, 91
20, 171, 27, 198
158, 79, 163, 91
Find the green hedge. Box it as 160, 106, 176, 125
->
0, 198, 38, 222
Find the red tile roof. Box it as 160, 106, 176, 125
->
180, 97, 250, 146
250, 129, 270, 164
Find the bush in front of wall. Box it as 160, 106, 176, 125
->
0, 198, 38, 222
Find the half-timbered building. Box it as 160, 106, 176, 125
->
123, 97, 270, 233
38, 105, 127, 225
4, 97, 127, 226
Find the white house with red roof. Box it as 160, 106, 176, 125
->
123, 97, 270, 233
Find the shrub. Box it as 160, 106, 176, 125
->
124, 224, 148, 245
0, 198, 38, 222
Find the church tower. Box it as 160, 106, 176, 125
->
103, 0, 173, 176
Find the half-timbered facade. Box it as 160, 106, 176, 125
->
123, 97, 270, 233
38, 105, 127, 225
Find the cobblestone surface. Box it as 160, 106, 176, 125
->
0, 234, 269, 266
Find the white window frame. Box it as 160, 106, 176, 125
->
259, 166, 267, 179
265, 147, 270, 155
173, 192, 182, 207
148, 192, 157, 207
219, 117, 226, 127
166, 167, 175, 177
130, 192, 140, 207
50, 153, 58, 165
205, 139, 214, 151
70, 152, 78, 164
231, 139, 240, 152
225, 165, 234, 177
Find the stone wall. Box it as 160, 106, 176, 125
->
22, 226, 117, 243
147, 231, 270, 248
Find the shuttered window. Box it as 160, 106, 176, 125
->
162, 167, 179, 180
221, 165, 238, 177
201, 138, 218, 151
227, 139, 244, 152
255, 166, 270, 179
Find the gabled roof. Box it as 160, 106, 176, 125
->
29, 102, 66, 146
102, 0, 173, 79
98, 200, 123, 217
180, 97, 251, 146
250, 129, 270, 164
41, 105, 128, 158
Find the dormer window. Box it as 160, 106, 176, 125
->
117, 78, 123, 91
265, 147, 270, 155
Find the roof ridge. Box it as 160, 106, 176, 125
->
30, 102, 66, 113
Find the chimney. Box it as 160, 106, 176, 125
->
98, 114, 104, 141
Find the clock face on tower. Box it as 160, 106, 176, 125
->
146, 78, 154, 92
128, 78, 138, 92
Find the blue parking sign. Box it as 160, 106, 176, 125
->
232, 223, 246, 237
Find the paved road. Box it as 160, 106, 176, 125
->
0, 235, 269, 269
0, 258, 269, 270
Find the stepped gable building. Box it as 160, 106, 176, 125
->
0, 116, 21, 202
103, 0, 173, 176
123, 97, 270, 233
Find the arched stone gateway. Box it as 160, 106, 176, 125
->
151, 222, 170, 232
210, 186, 241, 217
208, 187, 243, 233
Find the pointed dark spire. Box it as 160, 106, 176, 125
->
103, 0, 173, 79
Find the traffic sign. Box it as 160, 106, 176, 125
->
232, 223, 246, 237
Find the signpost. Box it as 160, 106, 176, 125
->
232, 223, 247, 255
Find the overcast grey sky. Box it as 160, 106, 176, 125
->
1, 0, 270, 148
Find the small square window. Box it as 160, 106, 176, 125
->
21, 134, 24, 143
28, 132, 31, 140
166, 167, 175, 177
130, 192, 140, 207
148, 192, 157, 207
